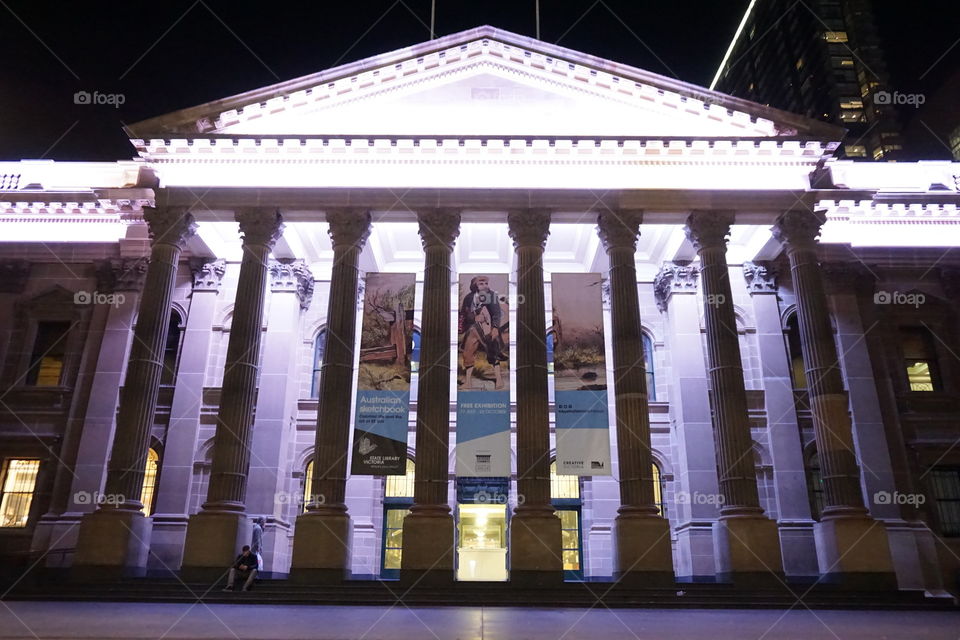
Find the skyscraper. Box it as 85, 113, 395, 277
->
711, 0, 904, 160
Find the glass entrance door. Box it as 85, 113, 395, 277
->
456, 504, 508, 581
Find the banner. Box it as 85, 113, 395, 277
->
456, 274, 511, 477
551, 273, 611, 476
351, 272, 416, 475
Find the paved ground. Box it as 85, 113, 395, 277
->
0, 601, 958, 639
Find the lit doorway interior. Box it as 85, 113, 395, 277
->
550, 461, 583, 580
456, 478, 508, 581
381, 458, 415, 579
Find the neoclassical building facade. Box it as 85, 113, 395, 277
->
1, 27, 959, 594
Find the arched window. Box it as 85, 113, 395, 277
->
901, 326, 941, 392
550, 461, 582, 580
786, 314, 807, 390
311, 330, 326, 399
806, 451, 824, 520
642, 333, 656, 401
652, 462, 666, 517
140, 448, 160, 516
382, 458, 415, 578
410, 329, 421, 374
160, 312, 183, 386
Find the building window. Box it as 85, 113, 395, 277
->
929, 467, 960, 537
310, 330, 326, 398
786, 314, 807, 390
652, 462, 666, 517
26, 321, 71, 386
139, 448, 159, 516
302, 460, 314, 514
642, 333, 656, 401
0, 459, 40, 528
382, 458, 415, 577
160, 312, 183, 386
844, 144, 867, 158
550, 461, 583, 579
410, 329, 421, 374
806, 452, 825, 520
823, 31, 848, 43
901, 327, 941, 392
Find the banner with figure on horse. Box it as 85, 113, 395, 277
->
456, 274, 511, 477
351, 272, 416, 475
551, 273, 612, 476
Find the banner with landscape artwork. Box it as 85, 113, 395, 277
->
551, 273, 611, 476
351, 272, 416, 475
456, 274, 511, 477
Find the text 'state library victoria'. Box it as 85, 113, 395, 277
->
2, 26, 960, 593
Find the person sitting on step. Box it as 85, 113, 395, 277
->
223, 545, 259, 592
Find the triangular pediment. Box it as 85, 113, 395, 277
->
126, 26, 842, 141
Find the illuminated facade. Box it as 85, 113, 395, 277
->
1, 27, 959, 594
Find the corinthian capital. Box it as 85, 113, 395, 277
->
236, 208, 284, 248
684, 210, 734, 251
190, 258, 226, 291
326, 208, 372, 250
596, 210, 642, 252
269, 259, 315, 309
417, 208, 461, 250
653, 262, 699, 312
771, 208, 826, 252
742, 261, 778, 294
97, 257, 150, 293
507, 209, 551, 249
143, 206, 197, 249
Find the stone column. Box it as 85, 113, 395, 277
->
74, 207, 196, 576
685, 211, 783, 584
596, 210, 674, 585
772, 209, 894, 588
655, 262, 720, 580
291, 208, 371, 583
401, 208, 460, 584
148, 259, 225, 571
245, 259, 313, 575
743, 261, 818, 577
507, 209, 562, 585
181, 208, 284, 575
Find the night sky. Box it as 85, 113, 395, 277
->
2, 0, 958, 162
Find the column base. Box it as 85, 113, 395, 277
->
180, 510, 250, 582
814, 515, 896, 590
72, 509, 152, 580
509, 509, 562, 585
147, 515, 189, 572
714, 515, 785, 587
289, 511, 353, 584
400, 511, 455, 586
613, 514, 675, 587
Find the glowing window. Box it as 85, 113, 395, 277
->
901, 327, 940, 391
139, 448, 159, 515
844, 145, 867, 157
823, 31, 848, 43
643, 333, 656, 401
652, 462, 666, 516
386, 458, 416, 498
840, 99, 863, 109
26, 322, 70, 386
550, 461, 580, 500
302, 460, 314, 514
0, 459, 40, 528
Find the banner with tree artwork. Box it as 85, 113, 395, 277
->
351, 272, 415, 475
551, 273, 611, 476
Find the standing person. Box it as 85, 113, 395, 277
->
459, 276, 504, 390
222, 545, 259, 592
251, 517, 265, 574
